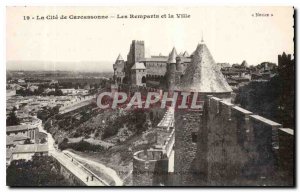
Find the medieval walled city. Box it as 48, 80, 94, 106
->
6, 6, 294, 187
6, 38, 294, 187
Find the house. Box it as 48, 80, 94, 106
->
6, 135, 30, 148
6, 149, 13, 166
28, 85, 39, 92
61, 88, 76, 95
17, 79, 25, 83
6, 124, 39, 144
12, 144, 49, 161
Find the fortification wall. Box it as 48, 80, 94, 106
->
132, 107, 175, 186
146, 62, 167, 77
278, 128, 294, 186
133, 150, 168, 186
174, 109, 201, 185
118, 83, 162, 93
57, 78, 106, 85
162, 129, 175, 157
173, 92, 232, 186
201, 96, 252, 185
196, 95, 292, 186
57, 159, 86, 186
130, 89, 293, 186
167, 63, 176, 90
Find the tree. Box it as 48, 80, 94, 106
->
7, 156, 70, 186
54, 89, 63, 96
6, 110, 20, 126
50, 106, 60, 116
37, 110, 50, 122
40, 137, 47, 144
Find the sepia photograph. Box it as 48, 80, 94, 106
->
5, 6, 295, 187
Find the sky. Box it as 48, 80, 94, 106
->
6, 6, 294, 72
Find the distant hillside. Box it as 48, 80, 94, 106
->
7, 60, 114, 72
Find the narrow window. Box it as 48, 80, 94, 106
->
192, 132, 197, 143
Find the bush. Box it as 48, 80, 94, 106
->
6, 110, 20, 126
101, 109, 148, 139
58, 140, 104, 152
7, 156, 70, 186
235, 77, 280, 124
40, 138, 47, 144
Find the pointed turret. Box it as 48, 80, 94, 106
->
183, 51, 189, 57
168, 47, 178, 63
176, 43, 232, 93
115, 54, 124, 63
167, 47, 178, 90
113, 54, 125, 84
241, 60, 248, 67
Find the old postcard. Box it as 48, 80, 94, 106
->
6, 6, 294, 186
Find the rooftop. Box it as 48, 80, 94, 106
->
141, 57, 168, 62
168, 47, 178, 63
6, 136, 14, 146
183, 51, 189, 57
131, 62, 146, 70
7, 135, 29, 143
13, 144, 48, 153
176, 43, 232, 93
115, 54, 124, 62
7, 124, 37, 132
241, 60, 248, 67
7, 149, 13, 159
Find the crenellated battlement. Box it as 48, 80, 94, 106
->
206, 95, 281, 151
134, 149, 164, 162
132, 40, 145, 45
198, 95, 294, 185
129, 89, 294, 186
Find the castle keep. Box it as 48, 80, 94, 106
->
112, 40, 294, 186
113, 40, 191, 88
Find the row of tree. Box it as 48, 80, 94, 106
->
6, 107, 20, 126
16, 88, 63, 96
7, 156, 71, 186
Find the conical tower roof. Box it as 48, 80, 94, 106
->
183, 51, 189, 57
168, 47, 178, 63
241, 60, 248, 67
115, 54, 124, 63
176, 43, 232, 93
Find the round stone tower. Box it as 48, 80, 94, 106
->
167, 47, 178, 91
133, 149, 168, 186
113, 54, 125, 84
173, 41, 232, 185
